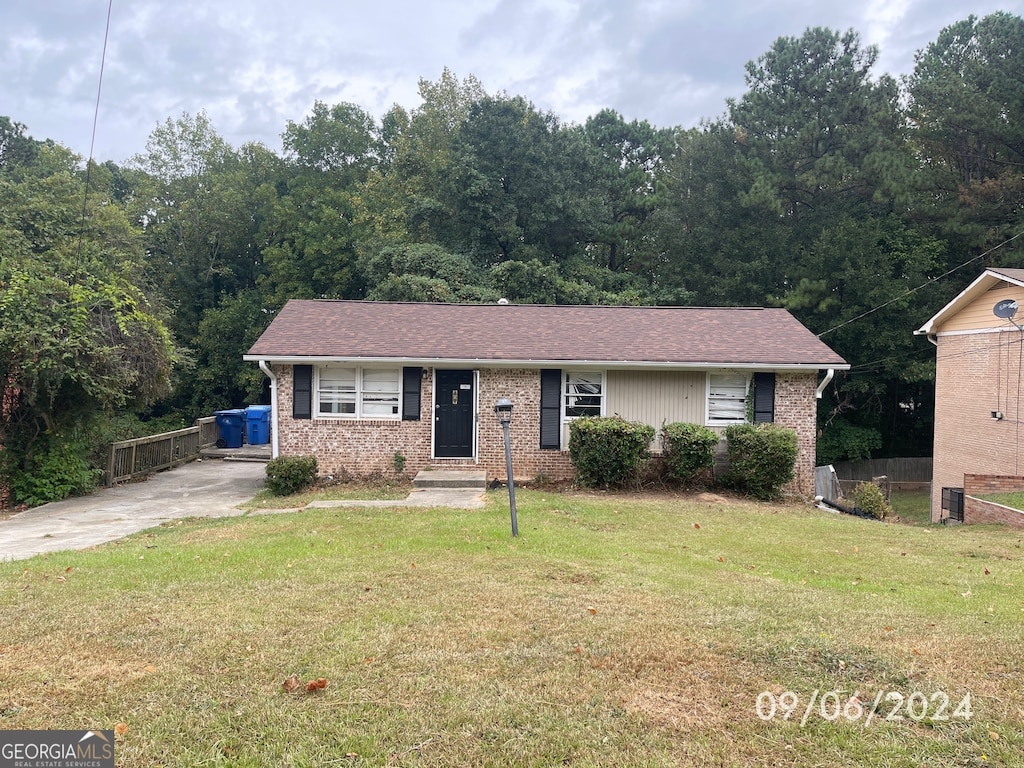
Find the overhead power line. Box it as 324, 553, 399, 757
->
817, 228, 1024, 339
77, 0, 114, 265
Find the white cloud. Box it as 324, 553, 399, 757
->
1, 0, 1021, 162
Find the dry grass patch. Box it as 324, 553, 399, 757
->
0, 491, 1021, 766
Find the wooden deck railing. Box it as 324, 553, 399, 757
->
106, 416, 219, 486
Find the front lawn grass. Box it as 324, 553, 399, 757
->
1, 491, 1021, 766
241, 477, 412, 511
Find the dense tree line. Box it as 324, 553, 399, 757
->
2, 13, 1023, 503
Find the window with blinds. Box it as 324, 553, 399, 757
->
317, 366, 399, 418
707, 372, 749, 425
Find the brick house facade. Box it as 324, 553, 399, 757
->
247, 301, 847, 497
917, 268, 1024, 522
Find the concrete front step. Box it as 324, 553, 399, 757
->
413, 469, 487, 489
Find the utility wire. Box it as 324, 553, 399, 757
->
76, 0, 114, 266
817, 228, 1024, 339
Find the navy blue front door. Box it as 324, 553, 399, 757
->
434, 370, 474, 458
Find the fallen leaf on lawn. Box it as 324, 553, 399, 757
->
884, 626, 894, 632
305, 678, 328, 692
364, 657, 375, 664
990, 731, 1000, 741
717, 556, 725, 563
854, 546, 859, 553
144, 665, 157, 673
65, 567, 73, 573
693, 523, 701, 529
984, 568, 991, 575
346, 753, 359, 759
114, 723, 128, 737
911, 648, 922, 655
410, 563, 416, 569
282, 675, 301, 693
587, 607, 597, 615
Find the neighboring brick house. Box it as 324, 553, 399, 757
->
915, 268, 1024, 525
244, 300, 848, 496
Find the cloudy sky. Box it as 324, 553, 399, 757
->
3, 0, 1021, 164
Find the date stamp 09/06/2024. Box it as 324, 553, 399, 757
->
755, 689, 973, 727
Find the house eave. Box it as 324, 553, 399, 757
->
916, 268, 1024, 336
243, 354, 848, 372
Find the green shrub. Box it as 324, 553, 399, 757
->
851, 481, 892, 520
723, 423, 798, 500
662, 422, 719, 484
265, 455, 318, 496
2, 430, 101, 506
569, 416, 655, 488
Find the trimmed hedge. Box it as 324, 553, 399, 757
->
723, 423, 797, 500
569, 416, 655, 488
265, 455, 318, 496
661, 422, 719, 485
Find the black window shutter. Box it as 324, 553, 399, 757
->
540, 369, 561, 449
753, 372, 775, 423
293, 364, 313, 420
402, 367, 422, 421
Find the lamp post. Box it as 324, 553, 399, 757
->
495, 398, 518, 537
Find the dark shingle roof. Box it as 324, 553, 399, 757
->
246, 300, 848, 368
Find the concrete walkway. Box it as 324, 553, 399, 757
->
0, 462, 488, 562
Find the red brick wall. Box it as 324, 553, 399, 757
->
963, 473, 1024, 527
930, 332, 1024, 521
774, 373, 818, 498
273, 365, 573, 482
271, 365, 819, 494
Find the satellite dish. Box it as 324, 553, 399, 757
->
993, 299, 1019, 319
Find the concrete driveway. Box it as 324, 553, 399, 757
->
0, 459, 266, 562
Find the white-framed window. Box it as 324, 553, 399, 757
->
707, 372, 749, 426
317, 366, 400, 419
564, 371, 604, 419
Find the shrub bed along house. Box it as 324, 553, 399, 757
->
569, 416, 655, 488
661, 422, 718, 485
723, 423, 798, 500
265, 455, 318, 496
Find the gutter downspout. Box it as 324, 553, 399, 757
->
815, 368, 835, 400
258, 360, 279, 459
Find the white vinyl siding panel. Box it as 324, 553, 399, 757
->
605, 370, 706, 427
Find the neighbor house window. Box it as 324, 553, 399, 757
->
317, 366, 400, 418
707, 372, 749, 425
564, 371, 604, 418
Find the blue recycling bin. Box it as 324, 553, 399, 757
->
246, 405, 272, 445
214, 409, 246, 449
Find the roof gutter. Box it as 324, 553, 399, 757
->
243, 354, 849, 373
815, 368, 835, 399
257, 360, 279, 459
